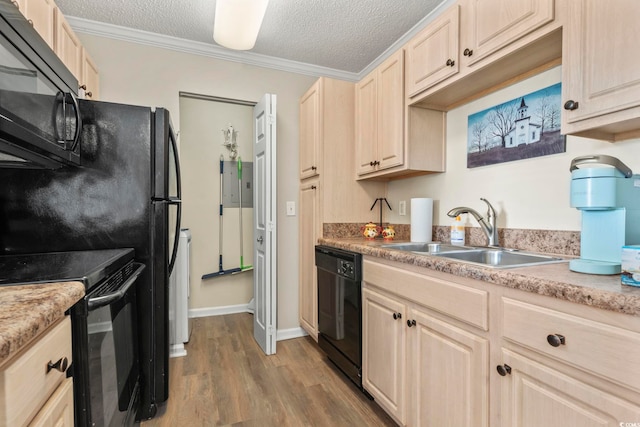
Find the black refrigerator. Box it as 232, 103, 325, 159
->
0, 99, 182, 420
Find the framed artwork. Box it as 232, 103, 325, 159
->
466, 82, 565, 168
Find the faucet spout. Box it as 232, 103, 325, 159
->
447, 198, 499, 246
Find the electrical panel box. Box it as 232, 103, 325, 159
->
222, 160, 253, 208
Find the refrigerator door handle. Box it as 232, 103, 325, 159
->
168, 199, 181, 275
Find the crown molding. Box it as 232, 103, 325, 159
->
66, 16, 360, 82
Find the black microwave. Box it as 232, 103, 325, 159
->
0, 0, 81, 169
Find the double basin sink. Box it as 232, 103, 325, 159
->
380, 242, 566, 269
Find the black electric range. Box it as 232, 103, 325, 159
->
0, 248, 135, 290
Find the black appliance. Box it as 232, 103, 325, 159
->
0, 248, 144, 426
0, 0, 82, 169
0, 100, 182, 421
315, 245, 368, 396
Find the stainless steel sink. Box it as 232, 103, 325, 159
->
380, 242, 474, 254
434, 248, 566, 268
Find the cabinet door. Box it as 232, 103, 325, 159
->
81, 49, 100, 100
562, 0, 640, 131
406, 5, 459, 98
500, 349, 640, 427
377, 50, 404, 171
362, 287, 407, 425
55, 10, 82, 79
298, 180, 320, 339
299, 81, 321, 179
24, 0, 56, 49
408, 308, 489, 427
355, 72, 378, 175
29, 378, 74, 427
463, 0, 555, 66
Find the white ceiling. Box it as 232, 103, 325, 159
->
54, 0, 450, 79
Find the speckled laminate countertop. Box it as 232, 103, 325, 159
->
318, 237, 640, 317
0, 282, 85, 367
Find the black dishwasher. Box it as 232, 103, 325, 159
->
315, 245, 367, 394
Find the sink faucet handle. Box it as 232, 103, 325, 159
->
480, 197, 496, 219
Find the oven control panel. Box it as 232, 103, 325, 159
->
337, 260, 355, 280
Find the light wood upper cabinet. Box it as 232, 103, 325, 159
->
81, 48, 100, 100
462, 0, 555, 67
299, 81, 321, 179
356, 50, 404, 176
20, 0, 56, 49
562, 0, 640, 141
55, 8, 82, 80
406, 5, 460, 98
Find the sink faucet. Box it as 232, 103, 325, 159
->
447, 198, 499, 247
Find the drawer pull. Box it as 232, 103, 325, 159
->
496, 364, 512, 376
547, 334, 566, 347
47, 357, 68, 374
407, 319, 416, 327
392, 312, 402, 320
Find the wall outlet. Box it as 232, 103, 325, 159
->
399, 200, 406, 216
286, 201, 296, 216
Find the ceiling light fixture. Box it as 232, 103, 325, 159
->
214, 0, 269, 51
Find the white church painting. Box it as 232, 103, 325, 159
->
466, 82, 565, 168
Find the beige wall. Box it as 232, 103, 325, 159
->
78, 33, 317, 330
387, 66, 640, 231
179, 96, 254, 309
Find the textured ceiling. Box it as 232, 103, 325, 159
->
54, 0, 447, 74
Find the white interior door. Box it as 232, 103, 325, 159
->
253, 93, 277, 355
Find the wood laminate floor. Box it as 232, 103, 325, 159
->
141, 313, 397, 427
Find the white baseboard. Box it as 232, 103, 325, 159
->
188, 305, 309, 342
169, 344, 187, 358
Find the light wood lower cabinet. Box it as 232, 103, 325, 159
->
362, 255, 640, 426
298, 179, 320, 339
0, 317, 73, 427
362, 287, 407, 425
362, 259, 489, 427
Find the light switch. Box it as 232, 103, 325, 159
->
399, 200, 406, 216
286, 201, 296, 216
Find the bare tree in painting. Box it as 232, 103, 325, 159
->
470, 120, 486, 153
547, 104, 561, 130
534, 89, 553, 135
487, 100, 517, 147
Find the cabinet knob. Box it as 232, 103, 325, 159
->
496, 364, 512, 376
11, 1, 19, 10
86, 92, 93, 98
392, 312, 402, 320
564, 100, 579, 111
370, 161, 375, 166
47, 357, 69, 374
546, 334, 566, 347
79, 84, 87, 90
463, 48, 473, 57
311, 165, 317, 171
310, 185, 316, 190
407, 319, 416, 327
374, 160, 380, 166
446, 59, 455, 67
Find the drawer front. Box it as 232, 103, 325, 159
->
502, 298, 640, 391
364, 259, 489, 330
0, 317, 72, 427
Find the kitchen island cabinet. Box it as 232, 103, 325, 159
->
561, 0, 640, 141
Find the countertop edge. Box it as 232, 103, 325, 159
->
0, 281, 85, 367
319, 238, 640, 317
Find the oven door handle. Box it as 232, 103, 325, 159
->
87, 263, 145, 310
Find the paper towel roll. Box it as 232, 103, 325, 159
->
411, 198, 433, 242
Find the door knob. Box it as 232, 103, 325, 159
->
257, 236, 264, 244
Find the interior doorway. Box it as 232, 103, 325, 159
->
178, 93, 256, 315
